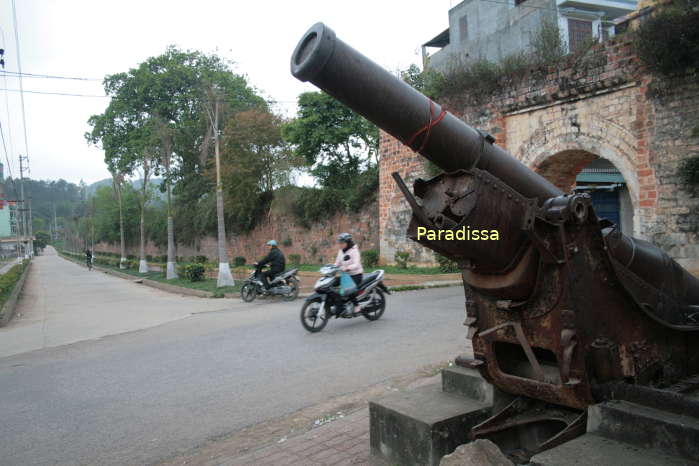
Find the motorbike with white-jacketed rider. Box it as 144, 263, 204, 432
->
300, 265, 390, 332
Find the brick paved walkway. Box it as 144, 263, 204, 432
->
219, 409, 373, 466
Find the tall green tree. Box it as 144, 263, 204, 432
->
282, 91, 378, 187
221, 109, 299, 232
86, 104, 139, 268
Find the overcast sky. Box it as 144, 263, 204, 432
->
0, 0, 453, 185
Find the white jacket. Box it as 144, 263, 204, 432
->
334, 245, 364, 276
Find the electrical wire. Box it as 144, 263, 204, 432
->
0, 70, 101, 81
0, 87, 108, 98
477, 0, 559, 12
0, 121, 20, 200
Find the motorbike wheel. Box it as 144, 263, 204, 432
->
241, 283, 257, 302
362, 288, 386, 321
283, 278, 299, 301
300, 298, 328, 333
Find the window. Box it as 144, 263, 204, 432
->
515, 0, 528, 5
568, 18, 592, 52
459, 15, 468, 42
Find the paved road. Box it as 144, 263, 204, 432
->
0, 247, 233, 358
0, 251, 468, 466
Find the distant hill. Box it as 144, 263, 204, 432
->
87, 178, 164, 199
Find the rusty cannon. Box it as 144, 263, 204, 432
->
291, 23, 699, 461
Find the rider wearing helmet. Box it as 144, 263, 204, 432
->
257, 240, 286, 289
334, 233, 363, 316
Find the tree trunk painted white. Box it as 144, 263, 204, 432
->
139, 201, 148, 274
166, 215, 177, 279
116, 181, 127, 269
216, 188, 234, 287
162, 130, 178, 280
211, 97, 234, 288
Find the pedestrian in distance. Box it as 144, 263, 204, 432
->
85, 248, 93, 271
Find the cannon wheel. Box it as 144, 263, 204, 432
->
362, 288, 386, 321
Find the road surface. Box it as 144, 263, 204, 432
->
0, 250, 468, 466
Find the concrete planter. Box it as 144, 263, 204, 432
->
0, 261, 32, 327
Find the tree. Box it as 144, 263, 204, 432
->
86, 104, 140, 269
221, 109, 299, 232
282, 92, 378, 187
34, 230, 50, 253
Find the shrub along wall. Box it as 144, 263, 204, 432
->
94, 201, 379, 266
0, 260, 31, 327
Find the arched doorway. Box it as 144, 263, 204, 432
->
532, 150, 637, 235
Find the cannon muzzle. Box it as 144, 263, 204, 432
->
291, 22, 560, 203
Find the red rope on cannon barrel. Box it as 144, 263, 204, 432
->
404, 99, 447, 153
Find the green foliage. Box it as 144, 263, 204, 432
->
179, 263, 206, 282
394, 251, 410, 269
34, 231, 50, 251
362, 249, 379, 268
91, 185, 141, 245
283, 92, 378, 187
220, 109, 298, 233
0, 261, 26, 305
190, 255, 208, 264
680, 156, 699, 187
282, 237, 292, 247
282, 165, 378, 228
435, 253, 460, 273
233, 256, 246, 267
422, 20, 570, 101
530, 19, 566, 62
634, 0, 699, 77
288, 254, 301, 265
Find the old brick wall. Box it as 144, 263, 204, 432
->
379, 131, 436, 265
379, 35, 699, 272
94, 202, 379, 265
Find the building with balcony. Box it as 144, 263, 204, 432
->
422, 0, 637, 70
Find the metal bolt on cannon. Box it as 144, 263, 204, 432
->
291, 22, 699, 461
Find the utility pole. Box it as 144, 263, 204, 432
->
18, 155, 28, 258
12, 0, 33, 258
53, 203, 58, 241
14, 200, 21, 261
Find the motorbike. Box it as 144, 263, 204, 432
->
240, 264, 300, 302
300, 264, 390, 333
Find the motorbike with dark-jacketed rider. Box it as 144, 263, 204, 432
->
300, 264, 390, 332
240, 264, 300, 302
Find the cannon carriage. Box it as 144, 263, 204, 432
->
291, 22, 699, 461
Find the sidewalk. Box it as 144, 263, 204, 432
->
221, 409, 373, 466
0, 247, 236, 358
161, 370, 447, 466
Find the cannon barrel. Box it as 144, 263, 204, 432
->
290, 22, 699, 320
291, 22, 560, 204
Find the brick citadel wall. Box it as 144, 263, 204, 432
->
379, 35, 699, 272
95, 202, 379, 265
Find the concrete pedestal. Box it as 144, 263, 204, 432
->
369, 366, 493, 466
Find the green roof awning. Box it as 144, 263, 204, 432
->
576, 172, 625, 183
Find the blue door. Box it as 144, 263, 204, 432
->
590, 189, 620, 226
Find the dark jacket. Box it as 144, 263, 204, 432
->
259, 247, 285, 273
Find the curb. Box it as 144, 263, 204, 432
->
59, 253, 462, 300
0, 260, 32, 327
